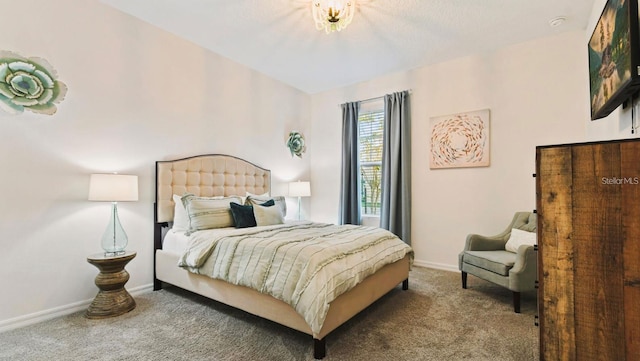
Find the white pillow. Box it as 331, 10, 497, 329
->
505, 228, 537, 253
181, 194, 242, 234
240, 192, 269, 205
253, 203, 284, 226
172, 194, 190, 234
246, 195, 287, 218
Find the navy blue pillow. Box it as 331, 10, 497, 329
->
230, 202, 256, 228
260, 199, 276, 207
230, 200, 275, 228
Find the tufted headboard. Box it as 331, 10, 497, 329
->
155, 154, 271, 223
153, 154, 271, 252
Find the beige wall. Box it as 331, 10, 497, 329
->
0, 0, 310, 328
309, 30, 591, 269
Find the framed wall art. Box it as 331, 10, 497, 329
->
588, 0, 640, 120
429, 109, 490, 169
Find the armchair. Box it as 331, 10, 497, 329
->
458, 212, 537, 313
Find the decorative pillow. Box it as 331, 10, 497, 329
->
505, 228, 537, 253
172, 194, 190, 234
242, 191, 269, 205
230, 200, 275, 228
246, 195, 286, 218
181, 194, 242, 234
253, 202, 284, 226
230, 202, 256, 228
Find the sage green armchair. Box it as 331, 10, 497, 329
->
458, 212, 537, 313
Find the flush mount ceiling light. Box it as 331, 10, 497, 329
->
312, 0, 355, 34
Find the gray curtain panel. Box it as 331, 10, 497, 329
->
380, 91, 411, 245
339, 101, 361, 225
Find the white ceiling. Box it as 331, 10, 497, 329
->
100, 0, 596, 94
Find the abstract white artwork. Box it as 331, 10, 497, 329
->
429, 109, 490, 169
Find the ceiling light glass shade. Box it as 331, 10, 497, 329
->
312, 0, 355, 34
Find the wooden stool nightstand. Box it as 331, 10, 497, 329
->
86, 251, 136, 319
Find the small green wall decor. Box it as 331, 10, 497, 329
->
286, 131, 306, 158
0, 51, 67, 115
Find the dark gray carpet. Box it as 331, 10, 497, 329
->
0, 267, 538, 361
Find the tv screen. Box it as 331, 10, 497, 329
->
588, 0, 640, 120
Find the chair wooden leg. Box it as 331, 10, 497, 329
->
461, 271, 467, 289
513, 291, 521, 313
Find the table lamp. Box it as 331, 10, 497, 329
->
89, 174, 138, 256
289, 181, 311, 220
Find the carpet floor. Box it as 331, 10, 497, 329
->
0, 267, 539, 361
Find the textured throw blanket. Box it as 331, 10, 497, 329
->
177, 222, 413, 334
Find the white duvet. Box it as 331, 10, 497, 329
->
177, 221, 413, 334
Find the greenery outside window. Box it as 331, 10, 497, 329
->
358, 100, 384, 216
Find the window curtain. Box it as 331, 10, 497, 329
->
380, 91, 411, 245
339, 101, 361, 225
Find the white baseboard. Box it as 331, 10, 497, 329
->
0, 284, 154, 334
412, 259, 458, 272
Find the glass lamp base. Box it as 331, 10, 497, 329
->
101, 202, 129, 257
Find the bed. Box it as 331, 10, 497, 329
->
153, 154, 413, 359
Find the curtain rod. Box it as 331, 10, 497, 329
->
358, 95, 383, 104
340, 89, 412, 107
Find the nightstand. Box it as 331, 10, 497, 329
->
86, 251, 136, 319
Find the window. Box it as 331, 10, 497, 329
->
358, 100, 384, 216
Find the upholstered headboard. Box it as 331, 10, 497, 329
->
153, 154, 270, 289
154, 154, 271, 223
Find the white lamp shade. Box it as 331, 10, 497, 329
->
289, 181, 311, 197
89, 174, 139, 202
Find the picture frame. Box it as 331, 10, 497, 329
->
429, 109, 490, 169
588, 0, 640, 120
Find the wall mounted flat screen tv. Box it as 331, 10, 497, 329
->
589, 0, 640, 120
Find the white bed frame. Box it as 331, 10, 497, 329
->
153, 154, 410, 359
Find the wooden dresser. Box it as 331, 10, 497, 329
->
536, 139, 640, 361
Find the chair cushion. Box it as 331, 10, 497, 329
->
463, 250, 516, 276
